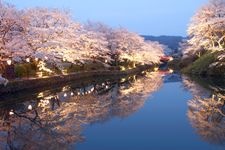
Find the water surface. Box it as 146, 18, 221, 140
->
0, 72, 224, 150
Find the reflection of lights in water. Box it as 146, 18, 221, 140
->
26, 58, 30, 63
64, 93, 67, 97
71, 92, 74, 96
38, 99, 50, 107
7, 59, 12, 65
102, 83, 105, 86
62, 86, 70, 92
105, 60, 108, 63
169, 69, 174, 73
133, 75, 136, 81
9, 110, 14, 115
169, 57, 174, 61
106, 85, 109, 89
35, 58, 39, 61
37, 71, 43, 77
77, 92, 80, 96
120, 66, 126, 71
44, 56, 48, 60
62, 69, 68, 75
154, 67, 159, 71
63, 58, 66, 62
91, 87, 94, 92
38, 92, 44, 98
28, 105, 32, 110
120, 78, 126, 82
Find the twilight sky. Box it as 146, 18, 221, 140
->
7, 0, 208, 36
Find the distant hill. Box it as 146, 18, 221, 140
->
142, 35, 184, 52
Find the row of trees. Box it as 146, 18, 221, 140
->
182, 0, 225, 57
0, 1, 164, 73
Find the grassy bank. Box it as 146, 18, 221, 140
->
181, 51, 225, 76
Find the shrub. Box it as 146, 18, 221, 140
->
15, 62, 37, 78
181, 52, 221, 75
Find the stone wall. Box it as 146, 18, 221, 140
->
0, 65, 152, 94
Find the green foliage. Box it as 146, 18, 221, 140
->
168, 58, 182, 70
181, 52, 220, 75
15, 62, 37, 78
67, 62, 107, 73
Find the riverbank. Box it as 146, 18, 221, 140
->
168, 51, 225, 77
0, 65, 152, 94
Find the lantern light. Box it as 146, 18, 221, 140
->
9, 110, 14, 115
28, 105, 32, 110
169, 57, 174, 61
26, 58, 30, 63
7, 59, 12, 65
120, 66, 126, 71
169, 69, 174, 73
64, 93, 67, 97
154, 67, 159, 71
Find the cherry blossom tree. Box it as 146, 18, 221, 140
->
0, 1, 31, 62
24, 8, 81, 64
1, 0, 165, 75
184, 0, 225, 57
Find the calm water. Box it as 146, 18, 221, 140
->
0, 71, 224, 150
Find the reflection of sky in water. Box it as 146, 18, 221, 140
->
0, 73, 224, 150
77, 82, 223, 150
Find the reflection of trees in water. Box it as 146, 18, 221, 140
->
188, 94, 225, 145
113, 73, 163, 117
0, 72, 163, 149
184, 76, 225, 146
182, 76, 211, 97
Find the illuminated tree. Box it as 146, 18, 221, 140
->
24, 8, 81, 64
1, 0, 165, 75
84, 23, 164, 66
0, 1, 31, 61
185, 0, 225, 57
